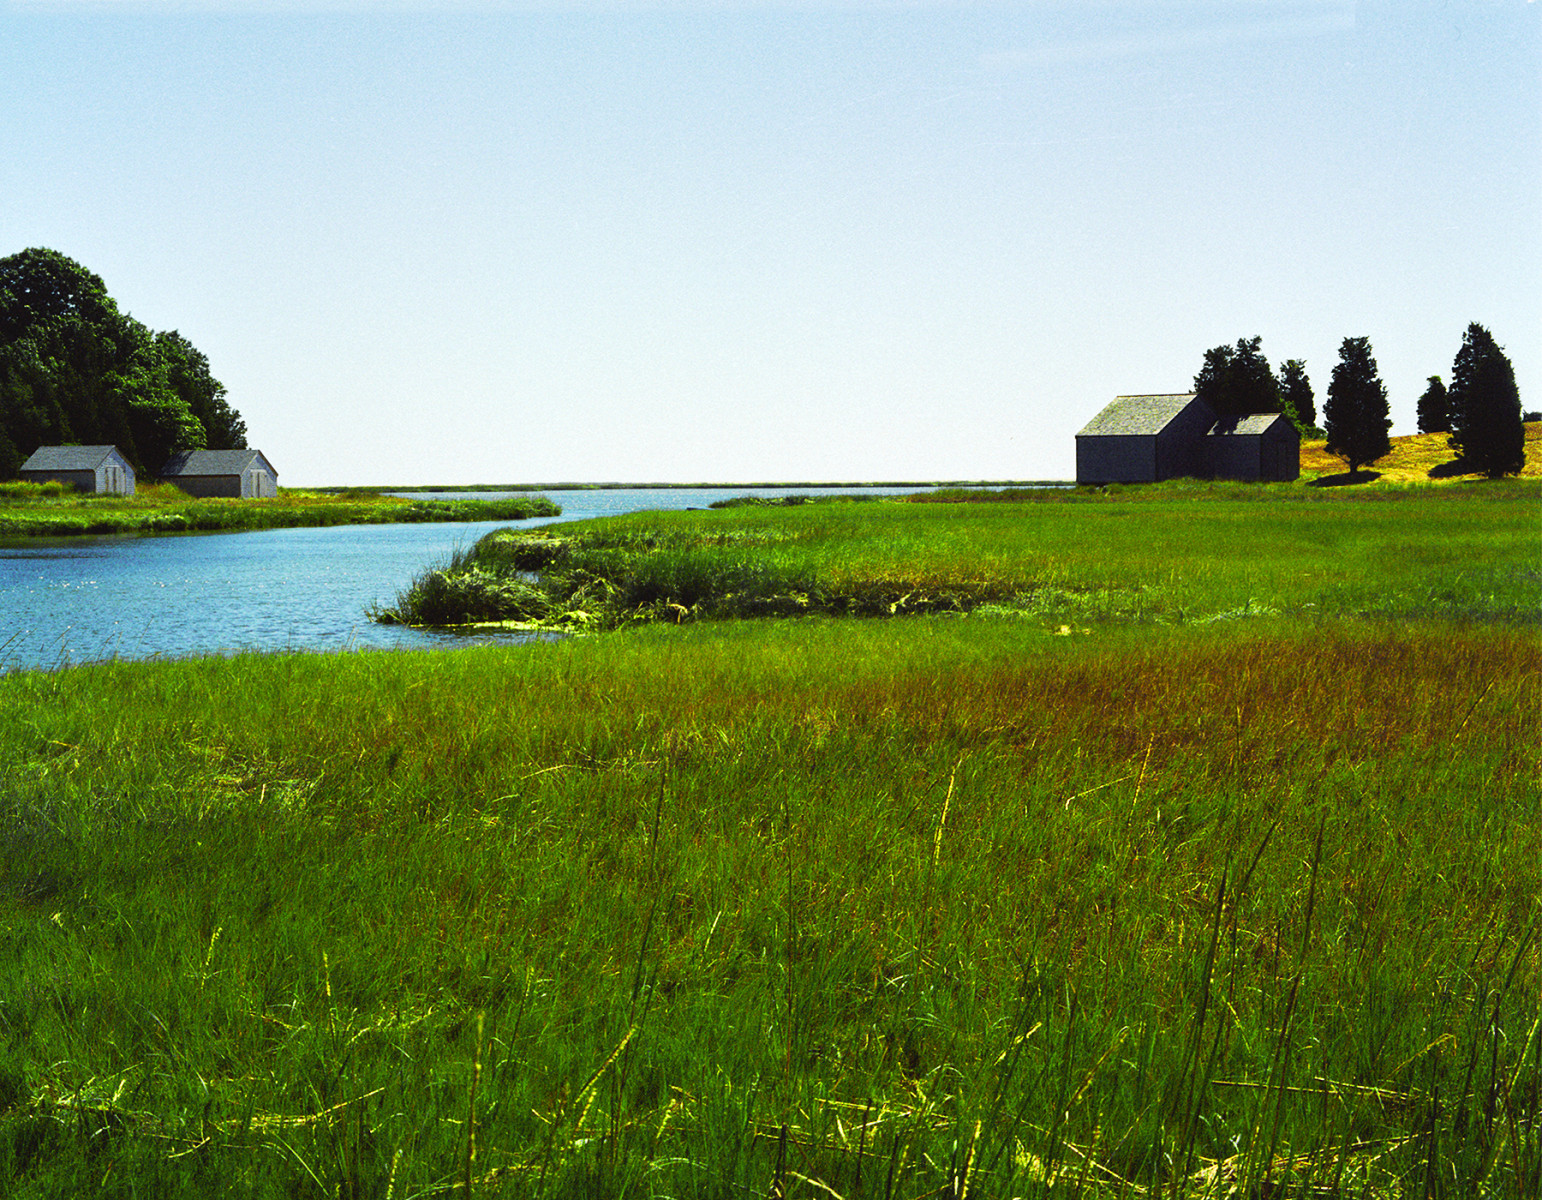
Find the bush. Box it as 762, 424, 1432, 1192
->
372, 545, 560, 626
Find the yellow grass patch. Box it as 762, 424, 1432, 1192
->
1299, 420, 1541, 483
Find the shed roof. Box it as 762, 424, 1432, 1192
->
1208, 413, 1294, 437
161, 449, 276, 477
1076, 394, 1201, 437
20, 445, 126, 472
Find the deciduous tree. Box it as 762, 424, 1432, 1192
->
0, 248, 245, 476
1324, 337, 1391, 475
157, 331, 247, 450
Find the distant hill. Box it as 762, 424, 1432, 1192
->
1299, 422, 1540, 484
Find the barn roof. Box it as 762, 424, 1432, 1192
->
1208, 413, 1294, 437
161, 449, 276, 477
1076, 394, 1202, 437
20, 445, 125, 472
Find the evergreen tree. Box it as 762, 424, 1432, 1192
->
1278, 359, 1317, 433
1447, 324, 1525, 478
1416, 376, 1450, 434
1193, 336, 1282, 416
1324, 337, 1391, 475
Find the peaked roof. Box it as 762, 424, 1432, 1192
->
20, 445, 128, 472
1077, 394, 1204, 437
161, 449, 276, 477
1208, 412, 1294, 437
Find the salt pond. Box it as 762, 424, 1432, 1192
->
0, 486, 931, 672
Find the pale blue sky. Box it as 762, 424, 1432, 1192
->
3, 1, 1537, 485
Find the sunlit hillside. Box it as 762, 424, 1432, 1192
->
1299, 420, 1541, 483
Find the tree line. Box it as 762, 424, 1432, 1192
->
1193, 326, 1526, 478
0, 248, 247, 479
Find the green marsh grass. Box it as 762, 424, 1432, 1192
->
382, 479, 1541, 629
1, 611, 1538, 1195
4, 482, 1539, 1195
0, 484, 558, 538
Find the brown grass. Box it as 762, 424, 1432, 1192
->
1299, 420, 1541, 483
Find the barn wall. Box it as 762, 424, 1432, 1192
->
21, 465, 106, 487
102, 460, 135, 495
168, 470, 277, 498
169, 475, 242, 498
1076, 436, 1157, 484
20, 468, 99, 493
1154, 401, 1217, 479
247, 469, 278, 498
1206, 437, 1261, 481
1263, 424, 1300, 481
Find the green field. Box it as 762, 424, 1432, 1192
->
2, 482, 1538, 1197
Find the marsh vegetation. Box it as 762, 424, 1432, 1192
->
0, 481, 559, 538
2, 480, 1538, 1197
374, 477, 1539, 631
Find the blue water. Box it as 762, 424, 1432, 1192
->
0, 486, 931, 673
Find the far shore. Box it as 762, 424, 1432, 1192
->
332, 478, 1072, 492
326, 422, 1541, 492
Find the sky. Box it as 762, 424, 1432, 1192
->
2, 0, 1537, 487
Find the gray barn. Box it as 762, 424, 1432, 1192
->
1075, 394, 1299, 485
161, 449, 279, 498
1075, 394, 1215, 484
19, 445, 136, 495
1205, 413, 1300, 482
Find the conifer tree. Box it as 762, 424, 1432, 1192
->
1447, 324, 1525, 478
1193, 336, 1281, 416
1278, 359, 1317, 433
1416, 376, 1450, 434
1324, 337, 1391, 475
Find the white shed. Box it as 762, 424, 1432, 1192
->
19, 445, 136, 495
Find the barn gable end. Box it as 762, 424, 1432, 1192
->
1205, 413, 1300, 482
1075, 394, 1215, 484
19, 445, 136, 495
161, 449, 279, 498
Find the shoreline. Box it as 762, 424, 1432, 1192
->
0, 491, 559, 540
334, 478, 1073, 493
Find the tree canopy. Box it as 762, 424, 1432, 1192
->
0, 248, 246, 479
1323, 336, 1391, 475
1193, 336, 1282, 417
1446, 324, 1524, 478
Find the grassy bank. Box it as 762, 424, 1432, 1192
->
0, 482, 558, 538
2, 479, 1539, 1196
375, 477, 1541, 629
1298, 420, 1542, 484
1, 616, 1537, 1197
